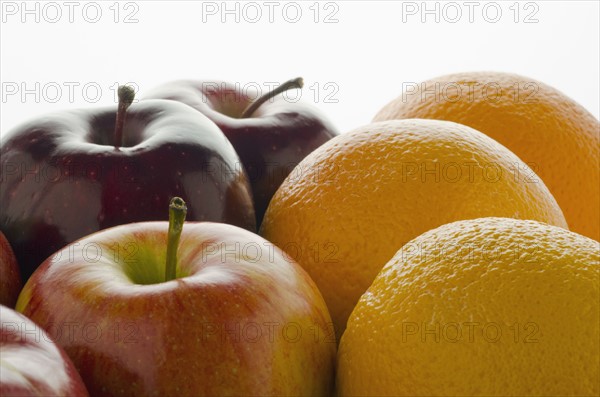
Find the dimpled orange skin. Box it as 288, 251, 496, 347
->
337, 217, 600, 396
260, 119, 568, 340
373, 71, 600, 241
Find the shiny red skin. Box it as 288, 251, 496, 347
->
0, 100, 255, 280
0, 305, 89, 396
143, 80, 339, 225
17, 222, 336, 396
0, 232, 21, 307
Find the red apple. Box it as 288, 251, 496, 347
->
1, 86, 256, 281
0, 231, 21, 307
16, 198, 336, 396
0, 304, 89, 396
143, 77, 339, 225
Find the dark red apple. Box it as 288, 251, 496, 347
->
0, 304, 89, 396
143, 77, 339, 225
0, 231, 21, 308
16, 197, 336, 396
0, 86, 255, 280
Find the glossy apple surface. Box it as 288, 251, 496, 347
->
0, 304, 89, 396
16, 221, 336, 396
143, 79, 339, 225
0, 232, 21, 307
0, 99, 255, 280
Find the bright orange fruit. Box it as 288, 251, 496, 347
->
374, 71, 600, 240
337, 217, 599, 396
260, 119, 568, 340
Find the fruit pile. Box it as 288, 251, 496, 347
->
0, 72, 598, 396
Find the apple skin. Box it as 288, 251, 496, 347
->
142, 80, 339, 225
16, 221, 336, 396
0, 232, 21, 307
0, 304, 89, 396
0, 100, 256, 281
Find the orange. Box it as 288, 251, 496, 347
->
374, 71, 600, 240
260, 119, 568, 340
337, 217, 600, 396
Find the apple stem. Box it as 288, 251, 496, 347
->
241, 77, 304, 118
165, 197, 187, 281
114, 85, 136, 148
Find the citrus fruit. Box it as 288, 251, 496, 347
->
373, 71, 600, 240
337, 217, 600, 396
260, 119, 568, 339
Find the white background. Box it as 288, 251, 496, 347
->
1, 0, 599, 135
